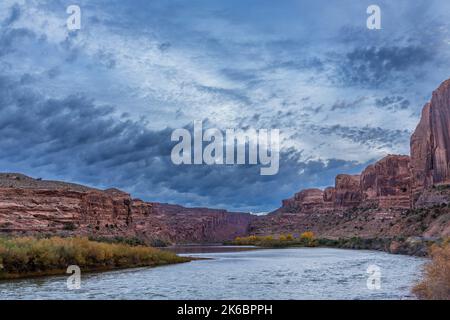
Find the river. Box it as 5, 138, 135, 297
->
0, 247, 426, 299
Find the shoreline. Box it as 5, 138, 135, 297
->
227, 235, 443, 257
0, 258, 196, 282
1, 251, 219, 282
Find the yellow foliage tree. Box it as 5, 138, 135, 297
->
300, 231, 314, 240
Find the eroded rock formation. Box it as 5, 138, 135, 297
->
277, 155, 411, 214
281, 189, 326, 213
334, 174, 362, 208
411, 79, 450, 205
360, 155, 410, 209
0, 174, 254, 243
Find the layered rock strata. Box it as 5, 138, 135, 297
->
0, 174, 254, 243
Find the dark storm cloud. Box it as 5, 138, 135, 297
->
311, 124, 410, 148
2, 3, 20, 27
96, 50, 116, 69
265, 57, 325, 73
334, 45, 432, 87
195, 84, 252, 105
375, 96, 410, 110
220, 68, 259, 83
331, 97, 367, 111
0, 28, 35, 56
0, 4, 33, 56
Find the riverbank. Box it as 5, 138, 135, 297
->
228, 234, 445, 257
0, 236, 192, 280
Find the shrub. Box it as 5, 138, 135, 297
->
0, 236, 190, 279
413, 242, 450, 300
63, 222, 77, 231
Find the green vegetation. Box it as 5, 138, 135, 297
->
88, 236, 170, 248
432, 184, 450, 191
0, 236, 191, 280
230, 233, 434, 254
232, 232, 317, 248
413, 240, 450, 300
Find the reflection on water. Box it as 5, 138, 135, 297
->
0, 248, 426, 300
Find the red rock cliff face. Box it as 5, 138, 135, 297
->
0, 187, 135, 236
277, 156, 411, 214
411, 79, 450, 203
149, 203, 253, 243
0, 175, 254, 243
278, 174, 363, 214
281, 189, 326, 214
334, 174, 361, 208
360, 155, 411, 209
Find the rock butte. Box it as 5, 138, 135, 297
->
1, 78, 450, 243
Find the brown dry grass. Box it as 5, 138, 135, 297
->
413, 241, 450, 300
0, 236, 191, 279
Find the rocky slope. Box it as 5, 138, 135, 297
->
0, 173, 254, 244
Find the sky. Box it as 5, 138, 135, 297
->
0, 0, 450, 212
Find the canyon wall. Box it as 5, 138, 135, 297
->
411, 79, 450, 206
0, 174, 254, 244
277, 155, 411, 215
360, 155, 411, 209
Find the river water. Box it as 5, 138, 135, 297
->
0, 247, 426, 300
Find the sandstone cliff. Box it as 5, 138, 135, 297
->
360, 155, 410, 209
0, 173, 254, 244
335, 174, 362, 208
281, 188, 330, 214
277, 155, 410, 214
411, 79, 450, 206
